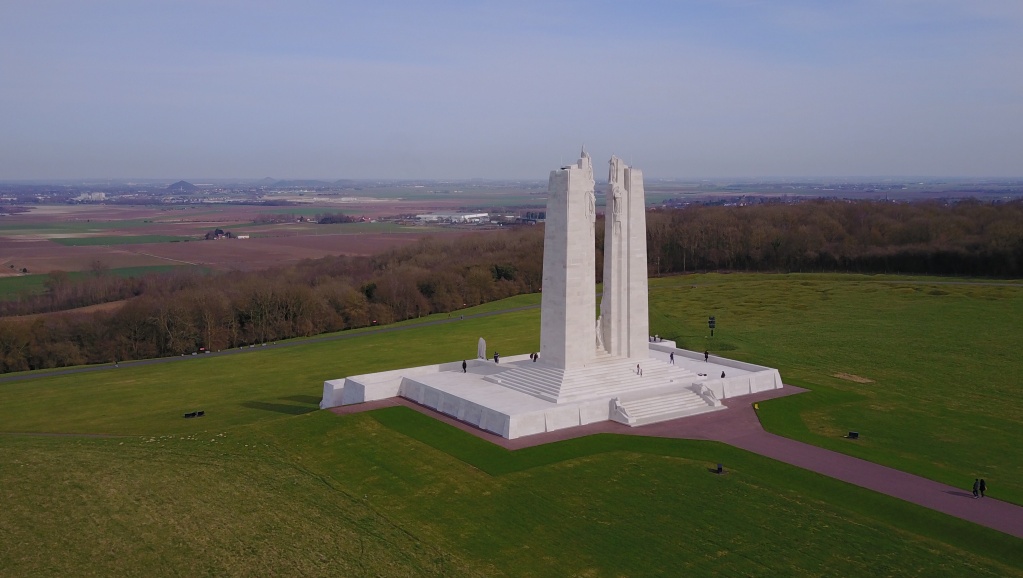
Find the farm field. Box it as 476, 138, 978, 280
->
0, 265, 196, 300
0, 273, 1020, 576
0, 203, 485, 276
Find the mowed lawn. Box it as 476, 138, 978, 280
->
646, 274, 1023, 505
1, 273, 1021, 576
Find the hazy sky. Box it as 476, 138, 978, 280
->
2, 1, 1021, 179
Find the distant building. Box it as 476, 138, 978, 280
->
415, 212, 490, 224
74, 192, 106, 202
519, 210, 546, 224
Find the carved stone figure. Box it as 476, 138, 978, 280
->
611, 396, 631, 419
608, 156, 623, 227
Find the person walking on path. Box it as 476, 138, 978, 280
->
980, 479, 987, 497
494, 352, 500, 364
669, 352, 674, 365
704, 350, 709, 362
636, 364, 643, 376
462, 360, 467, 373
973, 479, 980, 498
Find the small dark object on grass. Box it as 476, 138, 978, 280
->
846, 431, 859, 439
184, 412, 197, 418
183, 410, 205, 419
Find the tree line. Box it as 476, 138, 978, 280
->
1, 199, 1021, 373
645, 199, 1023, 277
0, 229, 543, 372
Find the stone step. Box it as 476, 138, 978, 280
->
629, 404, 721, 426
625, 398, 709, 417
614, 390, 719, 426
555, 372, 698, 403
487, 357, 701, 404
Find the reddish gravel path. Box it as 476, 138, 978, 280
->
332, 385, 1023, 539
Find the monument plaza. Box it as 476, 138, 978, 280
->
321, 150, 782, 439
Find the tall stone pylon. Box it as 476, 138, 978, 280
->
540, 148, 597, 369
599, 156, 649, 359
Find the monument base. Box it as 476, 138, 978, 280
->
322, 344, 783, 440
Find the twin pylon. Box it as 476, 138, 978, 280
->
539, 149, 649, 372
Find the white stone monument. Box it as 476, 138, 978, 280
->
600, 155, 649, 360
319, 149, 783, 439
539, 148, 597, 369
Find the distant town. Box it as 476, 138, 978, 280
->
3, 177, 1022, 208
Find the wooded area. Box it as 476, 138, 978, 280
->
1, 199, 1021, 372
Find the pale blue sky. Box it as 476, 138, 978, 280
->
2, 1, 1021, 179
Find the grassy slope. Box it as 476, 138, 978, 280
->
1, 273, 1021, 576
3, 409, 1020, 577
0, 303, 540, 435
646, 273, 1023, 505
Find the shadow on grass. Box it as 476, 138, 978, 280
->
241, 401, 317, 415
279, 395, 322, 405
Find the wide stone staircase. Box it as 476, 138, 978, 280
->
611, 388, 722, 426
484, 353, 702, 404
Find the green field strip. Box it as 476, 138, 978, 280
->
49, 235, 194, 246
0, 218, 159, 235
0, 265, 206, 299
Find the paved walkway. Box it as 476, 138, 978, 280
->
332, 386, 1023, 539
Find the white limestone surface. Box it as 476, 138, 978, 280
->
400, 360, 612, 438
540, 150, 597, 370
320, 344, 781, 439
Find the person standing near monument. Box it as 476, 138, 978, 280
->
494, 352, 500, 364
462, 360, 467, 373
704, 350, 709, 362
669, 352, 674, 365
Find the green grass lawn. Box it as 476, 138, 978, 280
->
0, 218, 156, 235
646, 273, 1023, 505
0, 273, 1021, 576
0, 265, 204, 300
49, 235, 193, 246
